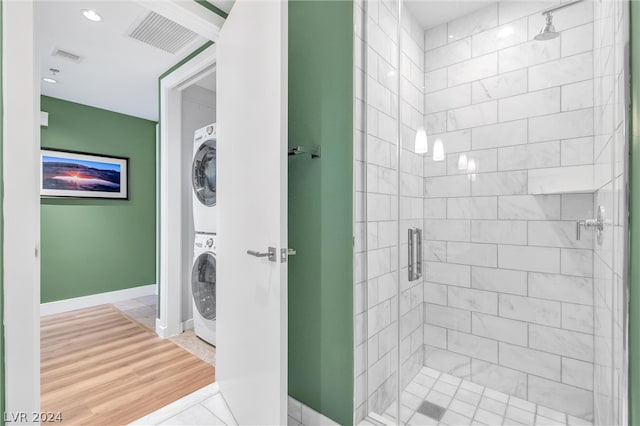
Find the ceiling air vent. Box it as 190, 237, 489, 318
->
128, 11, 198, 54
52, 48, 82, 63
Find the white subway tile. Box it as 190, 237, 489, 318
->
498, 195, 561, 220
562, 358, 594, 391
471, 266, 528, 296
498, 1, 557, 25
424, 282, 447, 305
528, 376, 593, 420
528, 220, 592, 249
425, 68, 447, 94
528, 272, 593, 304
561, 248, 593, 277
499, 39, 561, 73
498, 141, 560, 171
446, 149, 497, 176
562, 23, 594, 57
498, 244, 560, 273
423, 219, 470, 242
472, 120, 528, 150
472, 220, 527, 245
448, 242, 498, 267
424, 198, 446, 218
447, 197, 498, 220
472, 359, 527, 399
528, 165, 595, 194
425, 23, 447, 51
472, 18, 528, 56
425, 84, 471, 114
562, 303, 594, 334
447, 4, 498, 42
426, 111, 447, 134
425, 303, 471, 332
425, 175, 470, 198
530, 108, 594, 142
561, 193, 594, 220
367, 76, 393, 115
529, 52, 593, 91
499, 88, 561, 122
561, 137, 594, 166
448, 330, 498, 363
472, 69, 528, 103
499, 342, 561, 381
425, 261, 471, 287
449, 286, 498, 315
562, 80, 594, 112
424, 324, 447, 349
448, 101, 498, 131
428, 129, 472, 154
499, 294, 561, 326
448, 53, 498, 86
472, 312, 527, 346
472, 171, 527, 196
425, 38, 471, 72
529, 324, 593, 361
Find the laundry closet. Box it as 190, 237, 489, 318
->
181, 71, 217, 346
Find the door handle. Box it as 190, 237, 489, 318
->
247, 247, 277, 262
408, 228, 423, 282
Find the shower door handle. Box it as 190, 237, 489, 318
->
408, 228, 422, 282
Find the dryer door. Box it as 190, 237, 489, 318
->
191, 252, 216, 320
192, 139, 217, 207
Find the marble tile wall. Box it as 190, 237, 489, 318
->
592, 1, 628, 425
421, 1, 597, 421
354, 0, 427, 421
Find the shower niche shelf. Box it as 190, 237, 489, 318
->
528, 164, 596, 195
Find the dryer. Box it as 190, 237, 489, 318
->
191, 233, 217, 345
192, 123, 217, 233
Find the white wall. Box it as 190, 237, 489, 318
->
181, 83, 216, 323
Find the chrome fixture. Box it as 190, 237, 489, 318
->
534, 0, 583, 41
408, 228, 422, 282
247, 247, 277, 262
288, 145, 321, 159
576, 205, 605, 244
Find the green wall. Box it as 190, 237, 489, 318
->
40, 96, 157, 303
630, 2, 639, 424
288, 1, 354, 424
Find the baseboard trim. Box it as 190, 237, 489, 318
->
183, 318, 194, 330
40, 284, 157, 316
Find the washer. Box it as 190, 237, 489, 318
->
191, 233, 217, 346
192, 123, 217, 233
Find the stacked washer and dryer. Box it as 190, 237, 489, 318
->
191, 123, 217, 346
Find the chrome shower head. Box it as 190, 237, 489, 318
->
534, 12, 560, 41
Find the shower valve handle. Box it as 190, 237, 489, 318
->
576, 206, 605, 241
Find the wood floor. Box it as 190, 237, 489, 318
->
41, 304, 215, 425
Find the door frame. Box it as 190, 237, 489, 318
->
157, 45, 217, 338
2, 0, 223, 415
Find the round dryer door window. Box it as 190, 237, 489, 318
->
191, 252, 216, 320
192, 139, 217, 206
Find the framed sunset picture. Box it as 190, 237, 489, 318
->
40, 149, 129, 199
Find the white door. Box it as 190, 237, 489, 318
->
216, 1, 288, 425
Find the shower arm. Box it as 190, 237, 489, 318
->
540, 0, 584, 16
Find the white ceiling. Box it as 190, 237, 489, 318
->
194, 71, 216, 92
37, 0, 212, 121
404, 0, 495, 30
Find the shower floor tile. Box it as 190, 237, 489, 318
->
369, 367, 594, 426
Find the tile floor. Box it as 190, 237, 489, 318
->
112, 295, 216, 366
376, 367, 593, 426
129, 383, 236, 425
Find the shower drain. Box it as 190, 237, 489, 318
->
416, 400, 446, 421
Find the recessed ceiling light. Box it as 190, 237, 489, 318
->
43, 77, 57, 84
82, 9, 102, 22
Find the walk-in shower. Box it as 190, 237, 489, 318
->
354, 0, 629, 425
